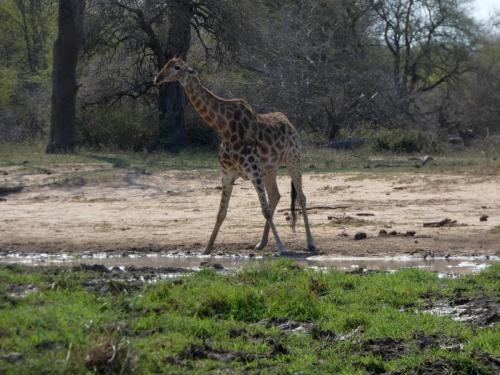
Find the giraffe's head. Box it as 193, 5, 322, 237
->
154, 57, 196, 86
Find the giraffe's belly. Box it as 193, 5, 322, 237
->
218, 140, 290, 179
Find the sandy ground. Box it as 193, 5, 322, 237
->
1, 163, 499, 257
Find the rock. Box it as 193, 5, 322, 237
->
378, 229, 388, 237
405, 230, 416, 236
200, 262, 224, 270
354, 232, 367, 241
80, 264, 110, 273
480, 215, 489, 222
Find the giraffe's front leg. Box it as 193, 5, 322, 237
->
250, 173, 288, 255
204, 172, 237, 255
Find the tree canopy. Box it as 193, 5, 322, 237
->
1, 0, 499, 150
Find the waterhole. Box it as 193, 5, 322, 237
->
0, 252, 496, 277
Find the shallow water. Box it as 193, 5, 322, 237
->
0, 252, 497, 276
306, 255, 497, 276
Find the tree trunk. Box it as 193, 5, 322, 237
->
46, 0, 85, 154
155, 0, 193, 151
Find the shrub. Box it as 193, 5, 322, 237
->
76, 101, 220, 151
370, 128, 437, 153
76, 102, 157, 151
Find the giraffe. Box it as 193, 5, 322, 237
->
154, 58, 316, 255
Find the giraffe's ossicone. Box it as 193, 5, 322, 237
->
154, 58, 316, 254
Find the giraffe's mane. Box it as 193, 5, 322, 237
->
190, 75, 251, 106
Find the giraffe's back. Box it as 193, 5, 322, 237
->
255, 112, 301, 171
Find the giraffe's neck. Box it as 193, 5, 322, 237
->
181, 75, 229, 134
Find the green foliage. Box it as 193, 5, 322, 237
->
0, 0, 498, 149
0, 66, 18, 106
0, 0, 57, 140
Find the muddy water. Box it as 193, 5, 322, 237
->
0, 252, 497, 276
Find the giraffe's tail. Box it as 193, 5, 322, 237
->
290, 181, 297, 232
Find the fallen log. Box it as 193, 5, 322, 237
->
0, 186, 24, 197
423, 218, 458, 228
278, 204, 350, 213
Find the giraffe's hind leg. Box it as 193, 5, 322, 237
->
287, 164, 316, 252
203, 171, 237, 255
250, 171, 288, 255
255, 172, 280, 250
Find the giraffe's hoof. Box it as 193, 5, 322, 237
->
307, 244, 318, 253
202, 247, 213, 255
255, 241, 267, 251
277, 246, 289, 256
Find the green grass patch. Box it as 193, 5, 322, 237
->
0, 262, 499, 373
0, 141, 219, 171
1, 141, 500, 176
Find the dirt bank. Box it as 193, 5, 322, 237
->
1, 163, 499, 257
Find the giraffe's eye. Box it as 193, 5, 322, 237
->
174, 65, 180, 70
